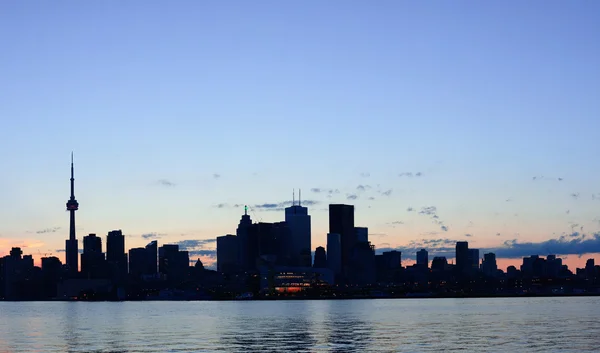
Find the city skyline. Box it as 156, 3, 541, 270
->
1, 1, 599, 271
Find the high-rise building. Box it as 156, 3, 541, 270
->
159, 244, 189, 283
326, 233, 342, 277
455, 241, 469, 274
107, 230, 127, 280
416, 249, 429, 268
468, 248, 480, 270
313, 246, 327, 268
285, 192, 312, 267
145, 240, 158, 275
217, 234, 239, 274
381, 250, 401, 269
355, 227, 368, 243
81, 233, 105, 278
236, 206, 253, 271
65, 153, 79, 276
329, 204, 355, 279
481, 252, 497, 277
128, 248, 147, 278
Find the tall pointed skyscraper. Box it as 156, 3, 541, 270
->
65, 153, 79, 276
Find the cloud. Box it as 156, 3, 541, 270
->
158, 179, 175, 187
496, 233, 501, 236
252, 200, 320, 211
419, 206, 437, 216
360, 172, 370, 178
215, 203, 228, 208
141, 232, 164, 240
558, 178, 563, 181
213, 174, 221, 179
368, 196, 375, 200
398, 172, 422, 178
55, 249, 83, 254
346, 194, 358, 200
465, 233, 473, 237
356, 184, 371, 191
390, 221, 404, 225
407, 207, 414, 212
571, 193, 580, 199
380, 189, 393, 196
488, 232, 600, 258
36, 227, 61, 234
175, 239, 217, 250
310, 188, 340, 195
440, 225, 449, 232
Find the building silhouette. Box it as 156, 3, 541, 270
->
236, 206, 253, 271
217, 234, 239, 274
455, 241, 469, 274
107, 230, 127, 282
329, 204, 355, 281
313, 246, 327, 268
326, 233, 342, 279
285, 191, 312, 267
145, 240, 158, 275
81, 233, 105, 279
416, 249, 429, 268
65, 153, 80, 276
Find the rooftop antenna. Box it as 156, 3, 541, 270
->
293, 189, 295, 206
244, 205, 248, 216
299, 189, 301, 206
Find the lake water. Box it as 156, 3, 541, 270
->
0, 297, 599, 352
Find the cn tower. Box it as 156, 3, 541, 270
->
65, 152, 79, 276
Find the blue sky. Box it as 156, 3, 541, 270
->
1, 1, 599, 268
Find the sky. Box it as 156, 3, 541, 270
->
1, 1, 599, 270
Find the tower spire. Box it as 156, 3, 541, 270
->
299, 189, 301, 206
65, 152, 80, 276
293, 189, 295, 206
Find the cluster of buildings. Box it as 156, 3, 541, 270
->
1, 156, 600, 300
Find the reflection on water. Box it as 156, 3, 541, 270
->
0, 297, 599, 352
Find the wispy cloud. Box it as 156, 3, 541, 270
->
175, 239, 217, 250
360, 172, 370, 178
141, 232, 164, 240
407, 207, 414, 212
213, 174, 221, 179
380, 189, 393, 196
465, 233, 473, 237
158, 179, 175, 187
346, 194, 358, 201
253, 200, 320, 212
571, 192, 580, 199
440, 225, 449, 232
36, 227, 61, 234
419, 206, 437, 216
398, 172, 423, 178
356, 184, 371, 191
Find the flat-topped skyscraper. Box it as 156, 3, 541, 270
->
285, 190, 311, 267
65, 153, 79, 276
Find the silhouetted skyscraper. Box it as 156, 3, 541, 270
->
313, 246, 327, 268
65, 153, 79, 276
145, 240, 158, 275
481, 252, 497, 277
416, 249, 429, 268
326, 233, 342, 277
285, 193, 312, 267
355, 227, 368, 242
128, 247, 147, 278
329, 204, 355, 279
236, 206, 253, 271
468, 248, 480, 270
455, 241, 469, 274
217, 234, 239, 274
107, 230, 127, 280
81, 233, 105, 279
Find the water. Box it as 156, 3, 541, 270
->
0, 297, 599, 352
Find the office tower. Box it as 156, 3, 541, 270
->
82, 233, 105, 278
468, 248, 480, 270
65, 153, 79, 276
481, 252, 497, 277
145, 240, 158, 275
381, 250, 401, 269
251, 221, 291, 267
455, 241, 469, 274
546, 255, 561, 278
236, 206, 253, 271
349, 241, 376, 285
355, 227, 368, 243
159, 244, 189, 282
416, 249, 429, 268
431, 256, 448, 272
128, 248, 147, 278
217, 234, 239, 273
313, 246, 327, 268
329, 204, 355, 278
107, 230, 128, 280
285, 191, 312, 267
327, 233, 342, 276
